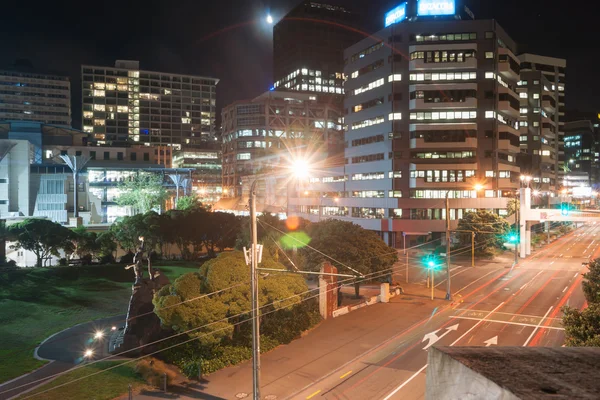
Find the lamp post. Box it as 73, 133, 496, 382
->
248, 159, 309, 400
60, 154, 91, 220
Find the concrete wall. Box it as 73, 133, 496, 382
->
426, 347, 520, 400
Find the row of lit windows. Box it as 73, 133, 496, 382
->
410, 89, 477, 103
351, 153, 385, 163
409, 111, 477, 121
410, 170, 476, 182
409, 72, 477, 82
353, 97, 384, 113
354, 78, 384, 96
351, 115, 385, 130
412, 151, 475, 159
410, 50, 476, 63
352, 172, 384, 181
412, 32, 477, 42
410, 190, 477, 199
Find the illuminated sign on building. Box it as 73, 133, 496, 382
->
417, 0, 456, 16
385, 3, 407, 27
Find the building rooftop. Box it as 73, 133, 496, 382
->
436, 346, 600, 399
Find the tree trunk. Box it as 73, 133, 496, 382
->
354, 282, 360, 299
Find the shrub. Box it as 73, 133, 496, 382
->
119, 252, 134, 264
58, 258, 68, 266
135, 358, 177, 388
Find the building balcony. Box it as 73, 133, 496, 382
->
35, 193, 68, 204
498, 62, 519, 81
409, 98, 477, 110
542, 100, 556, 114
410, 137, 477, 149
498, 140, 520, 153
498, 101, 520, 118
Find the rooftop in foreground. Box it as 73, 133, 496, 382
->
435, 346, 600, 399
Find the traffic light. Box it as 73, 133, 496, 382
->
424, 254, 439, 269
561, 202, 570, 216
506, 231, 519, 244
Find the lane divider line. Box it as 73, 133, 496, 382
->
339, 371, 352, 380
522, 306, 553, 346
306, 389, 321, 399
381, 365, 428, 400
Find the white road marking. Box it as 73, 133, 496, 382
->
450, 316, 563, 330
574, 273, 579, 278
435, 268, 468, 288
562, 286, 568, 293
450, 302, 505, 346
382, 364, 428, 400
484, 336, 498, 347
422, 324, 459, 350
455, 269, 503, 295
522, 306, 554, 346
549, 261, 555, 265
451, 309, 562, 321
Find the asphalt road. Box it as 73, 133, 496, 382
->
290, 224, 596, 400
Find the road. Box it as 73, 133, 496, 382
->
290, 224, 596, 400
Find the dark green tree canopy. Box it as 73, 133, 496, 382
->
116, 172, 168, 214
8, 218, 73, 267
456, 210, 510, 256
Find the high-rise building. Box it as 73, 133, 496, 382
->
564, 120, 599, 187
221, 90, 343, 199
81, 60, 218, 150
172, 145, 222, 204
272, 1, 363, 96
291, 2, 519, 246
0, 66, 71, 126
517, 54, 566, 190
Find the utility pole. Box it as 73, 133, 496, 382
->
445, 192, 451, 301
471, 231, 475, 267
515, 191, 519, 265
403, 233, 408, 283
249, 180, 261, 400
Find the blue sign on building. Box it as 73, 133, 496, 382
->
417, 0, 456, 16
384, 2, 407, 27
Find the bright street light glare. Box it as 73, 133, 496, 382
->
427, 261, 435, 268
84, 349, 94, 358
94, 330, 104, 339
473, 184, 483, 191
291, 159, 309, 179
111, 326, 117, 331
266, 14, 273, 24
533, 190, 540, 196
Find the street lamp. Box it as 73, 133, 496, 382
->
520, 175, 532, 188
248, 158, 309, 400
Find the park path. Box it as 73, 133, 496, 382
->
0, 315, 125, 400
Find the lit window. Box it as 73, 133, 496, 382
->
520, 121, 528, 127
106, 83, 116, 90
519, 92, 528, 98
182, 117, 191, 124
388, 74, 402, 82
117, 106, 128, 113
485, 72, 495, 79
533, 121, 539, 127
485, 190, 495, 198
94, 119, 105, 126
45, 150, 53, 159
94, 83, 105, 89
351, 71, 358, 78
93, 104, 105, 111
533, 93, 540, 99
117, 84, 128, 91
541, 150, 551, 156
83, 126, 93, 133
164, 89, 172, 95
389, 113, 402, 121
83, 111, 93, 118
485, 52, 494, 59
485, 171, 494, 177
237, 153, 251, 160
520, 108, 528, 114
485, 111, 495, 118
93, 90, 105, 97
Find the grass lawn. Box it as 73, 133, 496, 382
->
15, 361, 148, 400
0, 261, 199, 383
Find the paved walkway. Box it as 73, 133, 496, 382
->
0, 315, 125, 400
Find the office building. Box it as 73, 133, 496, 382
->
517, 54, 566, 191
272, 1, 363, 96
291, 1, 517, 246
564, 120, 599, 187
0, 66, 71, 126
81, 60, 219, 152
221, 90, 343, 200
1, 120, 191, 224
173, 145, 222, 204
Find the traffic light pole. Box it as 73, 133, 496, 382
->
445, 193, 451, 301
515, 191, 519, 265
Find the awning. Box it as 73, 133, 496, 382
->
402, 232, 432, 236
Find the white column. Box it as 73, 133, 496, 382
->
526, 224, 532, 255
380, 283, 390, 303
519, 188, 530, 258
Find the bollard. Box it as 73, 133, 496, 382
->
163, 372, 167, 392
128, 384, 132, 400
198, 361, 203, 381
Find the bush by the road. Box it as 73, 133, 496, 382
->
135, 358, 177, 387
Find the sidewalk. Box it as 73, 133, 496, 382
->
117, 287, 449, 400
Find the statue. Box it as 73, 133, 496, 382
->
125, 236, 155, 284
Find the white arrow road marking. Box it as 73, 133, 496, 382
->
484, 336, 498, 347
422, 324, 459, 350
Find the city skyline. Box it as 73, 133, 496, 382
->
0, 0, 593, 130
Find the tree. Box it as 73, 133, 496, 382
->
176, 195, 208, 211
71, 226, 101, 264
562, 303, 600, 346
506, 198, 519, 217
582, 258, 600, 305
96, 231, 118, 263
8, 219, 73, 267
153, 251, 308, 348
300, 220, 397, 298
201, 212, 240, 255
110, 212, 163, 255
456, 210, 510, 256
116, 172, 168, 214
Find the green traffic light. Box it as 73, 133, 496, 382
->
427, 260, 435, 268
510, 235, 517, 242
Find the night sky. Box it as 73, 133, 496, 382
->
0, 0, 592, 130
